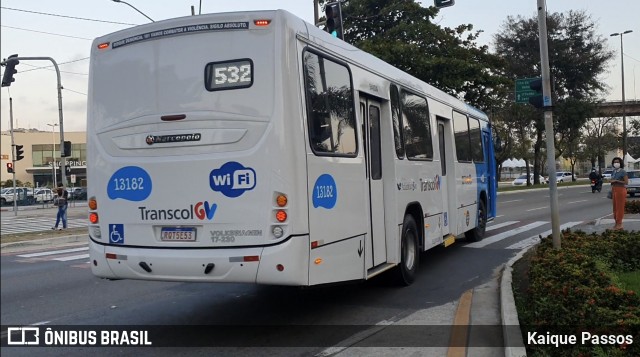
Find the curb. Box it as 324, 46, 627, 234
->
0, 234, 88, 250
500, 247, 531, 357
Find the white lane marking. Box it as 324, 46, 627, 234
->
486, 221, 519, 231
466, 221, 547, 248
32, 321, 51, 326
500, 199, 523, 204
53, 254, 90, 262
17, 247, 88, 258
494, 215, 504, 219
506, 222, 583, 250
526, 207, 547, 212
567, 200, 588, 204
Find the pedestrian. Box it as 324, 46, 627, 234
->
52, 184, 69, 230
610, 157, 628, 230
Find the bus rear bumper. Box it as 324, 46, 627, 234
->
89, 236, 310, 285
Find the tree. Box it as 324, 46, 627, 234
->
582, 117, 620, 171
494, 10, 614, 174
554, 99, 596, 177
319, 0, 510, 112
493, 103, 539, 183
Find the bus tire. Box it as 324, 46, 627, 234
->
395, 215, 419, 286
465, 199, 487, 242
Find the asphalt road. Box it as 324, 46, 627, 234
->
0, 185, 627, 356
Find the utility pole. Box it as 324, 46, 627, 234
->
9, 97, 17, 215
536, 0, 561, 249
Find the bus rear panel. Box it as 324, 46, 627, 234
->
87, 11, 311, 285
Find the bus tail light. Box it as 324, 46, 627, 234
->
89, 212, 99, 224
97, 42, 110, 50
276, 194, 288, 207
254, 19, 271, 26
272, 226, 284, 238
89, 198, 98, 210
275, 210, 287, 222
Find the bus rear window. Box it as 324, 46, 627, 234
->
205, 58, 253, 91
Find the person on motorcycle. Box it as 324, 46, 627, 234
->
589, 168, 603, 192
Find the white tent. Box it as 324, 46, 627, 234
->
502, 158, 517, 168
515, 159, 527, 167
624, 153, 638, 165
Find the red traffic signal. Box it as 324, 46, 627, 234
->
6, 162, 14, 173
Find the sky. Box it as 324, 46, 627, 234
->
1, 0, 639, 133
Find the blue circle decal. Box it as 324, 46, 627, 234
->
107, 166, 152, 201
312, 174, 337, 209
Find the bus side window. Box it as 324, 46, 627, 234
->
303, 50, 356, 156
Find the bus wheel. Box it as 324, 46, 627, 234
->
395, 215, 419, 286
465, 199, 487, 242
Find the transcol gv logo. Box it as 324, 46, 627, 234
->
138, 201, 217, 221
209, 161, 256, 198
420, 175, 441, 191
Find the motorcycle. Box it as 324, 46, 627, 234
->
591, 178, 603, 193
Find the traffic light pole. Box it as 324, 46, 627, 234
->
12, 56, 67, 187
536, 0, 561, 249
9, 97, 17, 215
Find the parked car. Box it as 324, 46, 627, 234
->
627, 170, 640, 197
548, 171, 575, 183
511, 174, 547, 186
69, 187, 87, 200
0, 187, 35, 205
602, 169, 613, 181
34, 188, 54, 203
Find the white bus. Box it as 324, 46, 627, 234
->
87, 9, 497, 286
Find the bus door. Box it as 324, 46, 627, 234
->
437, 118, 452, 236
482, 130, 496, 218
360, 96, 387, 267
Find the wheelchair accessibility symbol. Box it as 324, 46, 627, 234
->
109, 224, 124, 244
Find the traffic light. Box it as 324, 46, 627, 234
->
434, 0, 455, 8
14, 144, 24, 161
65, 163, 71, 175
325, 2, 343, 40
62, 141, 72, 157
6, 162, 14, 174
1, 54, 19, 87
528, 78, 543, 108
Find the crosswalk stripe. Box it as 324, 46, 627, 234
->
466, 221, 547, 248
505, 222, 583, 250
18, 247, 88, 258
53, 254, 90, 262
486, 221, 519, 231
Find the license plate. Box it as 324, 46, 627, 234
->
161, 227, 196, 241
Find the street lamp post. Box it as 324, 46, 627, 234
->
610, 30, 633, 164
111, 0, 155, 22
47, 123, 58, 188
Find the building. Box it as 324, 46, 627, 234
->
1, 129, 87, 188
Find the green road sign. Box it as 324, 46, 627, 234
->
515, 77, 538, 103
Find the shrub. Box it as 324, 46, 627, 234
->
518, 229, 640, 357
626, 200, 640, 214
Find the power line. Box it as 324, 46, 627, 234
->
19, 58, 90, 75
0, 6, 138, 26
22, 63, 88, 76
64, 88, 87, 96
624, 52, 640, 64
1, 25, 93, 40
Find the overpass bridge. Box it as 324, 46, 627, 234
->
597, 100, 640, 117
